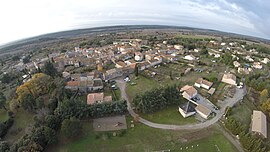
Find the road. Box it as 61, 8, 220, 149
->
116, 79, 246, 130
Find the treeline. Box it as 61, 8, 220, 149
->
4, 99, 127, 151
0, 117, 14, 138
246, 44, 270, 55
245, 73, 270, 91
133, 85, 182, 113
225, 117, 267, 152
0, 71, 127, 151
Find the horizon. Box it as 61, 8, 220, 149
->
1, 24, 269, 48
0, 0, 269, 45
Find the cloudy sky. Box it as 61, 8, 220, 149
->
0, 0, 269, 45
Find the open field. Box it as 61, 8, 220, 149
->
139, 106, 198, 125
46, 116, 238, 152
0, 110, 8, 122
126, 75, 160, 99
126, 62, 222, 101
230, 97, 256, 125
3, 109, 34, 142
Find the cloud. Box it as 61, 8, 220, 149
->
0, 0, 269, 45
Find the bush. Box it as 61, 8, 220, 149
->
0, 118, 14, 138
61, 118, 82, 139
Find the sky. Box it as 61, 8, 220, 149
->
0, 0, 269, 45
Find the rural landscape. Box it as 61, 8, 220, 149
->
0, 25, 270, 152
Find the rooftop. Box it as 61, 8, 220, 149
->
251, 110, 267, 138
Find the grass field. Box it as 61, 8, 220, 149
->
46, 116, 237, 152
140, 106, 197, 125
126, 75, 160, 99
3, 109, 34, 142
0, 109, 8, 122
230, 97, 256, 125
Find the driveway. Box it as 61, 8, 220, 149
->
116, 79, 246, 130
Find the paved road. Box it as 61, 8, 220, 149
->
116, 79, 246, 130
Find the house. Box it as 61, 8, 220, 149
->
238, 67, 252, 75
184, 55, 196, 61
245, 56, 254, 62
261, 58, 270, 64
87, 92, 112, 105
62, 71, 71, 80
134, 52, 144, 61
65, 81, 80, 92
180, 85, 198, 100
174, 44, 184, 50
92, 79, 104, 91
194, 78, 213, 90
253, 62, 263, 69
208, 88, 216, 95
251, 110, 267, 138
195, 104, 211, 119
178, 101, 196, 118
103, 68, 123, 80
148, 59, 162, 67
115, 61, 126, 68
221, 73, 237, 85
233, 61, 241, 68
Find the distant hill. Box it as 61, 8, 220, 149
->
0, 25, 269, 55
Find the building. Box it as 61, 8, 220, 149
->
208, 88, 216, 95
194, 78, 213, 90
115, 61, 126, 68
87, 92, 112, 105
261, 58, 270, 64
184, 55, 196, 61
180, 85, 198, 100
178, 101, 196, 118
253, 62, 263, 69
233, 61, 241, 68
195, 104, 211, 119
221, 73, 237, 85
103, 68, 123, 80
174, 44, 184, 50
251, 110, 267, 138
65, 78, 103, 93
134, 52, 144, 61
238, 67, 252, 75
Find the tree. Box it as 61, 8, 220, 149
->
61, 118, 82, 138
0, 141, 9, 152
43, 62, 58, 78
21, 94, 36, 112
134, 64, 139, 77
260, 89, 268, 102
22, 55, 30, 64
0, 92, 7, 111
9, 99, 20, 113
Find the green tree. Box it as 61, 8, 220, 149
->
21, 94, 36, 112
260, 89, 268, 102
0, 92, 7, 111
61, 118, 82, 138
134, 64, 139, 77
43, 61, 58, 78
0, 141, 9, 152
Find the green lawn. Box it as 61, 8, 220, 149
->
0, 109, 8, 122
230, 97, 256, 125
140, 106, 197, 125
4, 109, 34, 142
46, 116, 238, 152
126, 75, 160, 99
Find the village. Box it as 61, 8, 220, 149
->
1, 30, 270, 151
